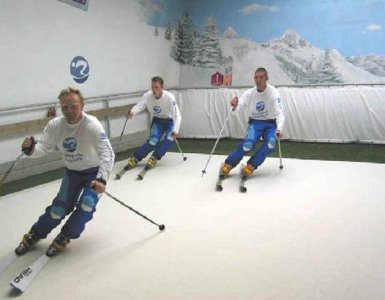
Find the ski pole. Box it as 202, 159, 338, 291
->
116, 118, 128, 153
0, 137, 37, 187
105, 191, 165, 231
0, 153, 24, 187
277, 137, 283, 169
201, 106, 233, 176
174, 138, 187, 161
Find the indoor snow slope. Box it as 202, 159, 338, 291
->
1, 153, 385, 300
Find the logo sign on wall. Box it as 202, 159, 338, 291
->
70, 56, 90, 84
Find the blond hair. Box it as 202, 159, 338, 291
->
58, 87, 84, 103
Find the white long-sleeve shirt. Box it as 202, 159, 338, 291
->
31, 113, 115, 181
237, 84, 285, 132
131, 90, 182, 133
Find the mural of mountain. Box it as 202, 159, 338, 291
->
177, 26, 385, 86
346, 55, 385, 77
261, 29, 383, 84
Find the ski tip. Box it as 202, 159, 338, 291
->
216, 185, 223, 192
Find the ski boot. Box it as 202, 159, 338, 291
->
239, 164, 255, 193
220, 163, 233, 179
46, 233, 70, 257
15, 229, 40, 255
146, 156, 158, 169
127, 156, 139, 168
241, 164, 255, 179
216, 163, 233, 191
116, 156, 139, 179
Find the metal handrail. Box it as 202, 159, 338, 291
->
0, 91, 146, 113
1, 83, 385, 113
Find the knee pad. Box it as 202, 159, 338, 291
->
149, 136, 159, 146
242, 141, 253, 152
166, 133, 174, 141
50, 206, 66, 220
268, 137, 276, 149
80, 188, 98, 213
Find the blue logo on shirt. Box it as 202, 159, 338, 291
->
256, 101, 265, 112
63, 137, 77, 152
70, 56, 90, 84
153, 106, 162, 114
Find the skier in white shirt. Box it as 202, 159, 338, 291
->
15, 87, 115, 257
122, 76, 181, 171
221, 68, 285, 178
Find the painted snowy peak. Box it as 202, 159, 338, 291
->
218, 29, 385, 84
254, 29, 384, 84
347, 55, 385, 77
269, 28, 312, 49
223, 26, 240, 39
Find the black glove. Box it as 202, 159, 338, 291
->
22, 136, 36, 155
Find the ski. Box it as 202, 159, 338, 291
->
0, 251, 18, 276
215, 163, 227, 191
137, 165, 150, 180
239, 164, 248, 193
115, 164, 136, 180
10, 253, 50, 293
216, 175, 226, 191
239, 175, 247, 193
115, 165, 129, 180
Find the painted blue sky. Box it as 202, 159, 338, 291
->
141, 0, 385, 57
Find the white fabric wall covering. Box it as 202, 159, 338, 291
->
175, 86, 385, 144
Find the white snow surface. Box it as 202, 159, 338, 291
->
1, 153, 385, 299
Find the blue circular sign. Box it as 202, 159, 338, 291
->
70, 56, 90, 83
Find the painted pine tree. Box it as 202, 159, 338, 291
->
193, 17, 223, 68
316, 50, 343, 83
164, 22, 172, 40
191, 29, 203, 67
171, 12, 194, 64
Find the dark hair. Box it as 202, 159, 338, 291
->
151, 76, 164, 86
255, 67, 268, 77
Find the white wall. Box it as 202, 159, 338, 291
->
0, 0, 180, 108
0, 0, 180, 169
176, 86, 385, 144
